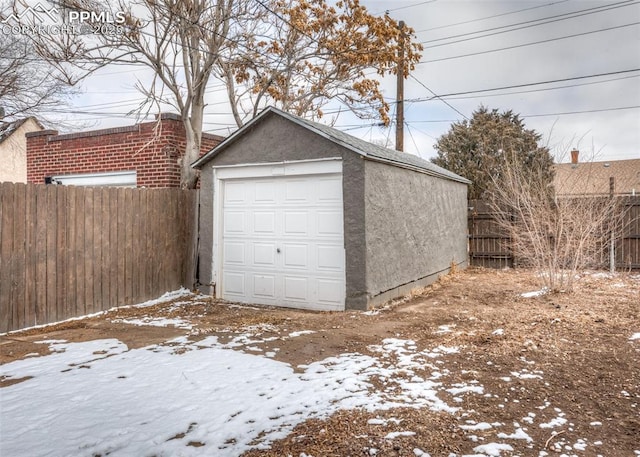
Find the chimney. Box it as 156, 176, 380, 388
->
570, 148, 579, 164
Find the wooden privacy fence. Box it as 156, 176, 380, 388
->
0, 183, 198, 333
468, 197, 640, 269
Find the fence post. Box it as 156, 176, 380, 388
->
610, 177, 615, 274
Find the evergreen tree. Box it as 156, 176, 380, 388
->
432, 106, 554, 200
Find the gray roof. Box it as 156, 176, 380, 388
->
193, 106, 470, 184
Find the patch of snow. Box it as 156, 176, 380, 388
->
589, 272, 613, 279
521, 288, 548, 298
497, 428, 533, 442
367, 417, 402, 426
492, 328, 504, 336
0, 289, 196, 337
130, 288, 194, 308
109, 316, 193, 329
573, 439, 587, 451
460, 422, 493, 431
435, 324, 455, 334
384, 431, 416, 439
1, 336, 467, 457
473, 442, 514, 456
510, 369, 543, 380
446, 384, 484, 396
630, 333, 640, 341
539, 415, 568, 428
413, 449, 430, 456
590, 421, 602, 426
288, 330, 316, 338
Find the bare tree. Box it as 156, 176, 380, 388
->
23, 0, 248, 188
223, 0, 423, 127
488, 151, 626, 292
22, 0, 421, 188
0, 22, 76, 121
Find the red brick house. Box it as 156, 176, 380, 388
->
26, 113, 224, 187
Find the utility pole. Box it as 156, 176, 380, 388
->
395, 20, 405, 152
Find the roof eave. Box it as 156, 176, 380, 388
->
192, 108, 274, 169
192, 106, 470, 184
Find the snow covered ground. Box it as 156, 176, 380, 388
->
1, 289, 638, 457
1, 334, 464, 456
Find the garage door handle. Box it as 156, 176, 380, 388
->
276, 248, 281, 253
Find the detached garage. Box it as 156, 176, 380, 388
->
193, 107, 469, 311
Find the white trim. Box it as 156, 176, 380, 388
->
213, 158, 341, 180
211, 159, 344, 306
50, 170, 137, 187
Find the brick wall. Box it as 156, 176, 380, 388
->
26, 113, 224, 188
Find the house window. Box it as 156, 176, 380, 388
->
45, 171, 137, 187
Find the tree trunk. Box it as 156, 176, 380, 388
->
181, 104, 204, 189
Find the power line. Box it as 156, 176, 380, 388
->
420, 0, 639, 48
522, 105, 640, 118
407, 68, 640, 102
438, 74, 640, 101
371, 1, 438, 16
409, 74, 468, 120
415, 0, 571, 33
418, 22, 640, 64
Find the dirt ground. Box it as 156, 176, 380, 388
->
1, 268, 639, 456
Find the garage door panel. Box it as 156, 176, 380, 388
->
254, 211, 276, 234
253, 274, 276, 298
223, 272, 245, 296
224, 211, 245, 234
285, 180, 309, 202
253, 243, 276, 266
283, 243, 308, 269
223, 242, 245, 265
317, 211, 342, 236
220, 170, 344, 310
283, 276, 308, 301
284, 211, 309, 235
224, 181, 247, 205
254, 181, 276, 203
317, 279, 344, 305
316, 177, 342, 202
317, 245, 344, 270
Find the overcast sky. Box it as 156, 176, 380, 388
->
53, 0, 640, 163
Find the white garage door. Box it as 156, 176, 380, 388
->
220, 173, 345, 310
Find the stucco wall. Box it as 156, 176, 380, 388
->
364, 159, 468, 303
0, 118, 41, 183
196, 112, 468, 310
198, 166, 215, 294
196, 114, 368, 309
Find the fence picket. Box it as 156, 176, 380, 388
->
468, 197, 640, 270
0, 183, 199, 333
1, 183, 15, 333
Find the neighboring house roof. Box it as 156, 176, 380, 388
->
193, 106, 470, 184
554, 158, 640, 196
0, 117, 44, 145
